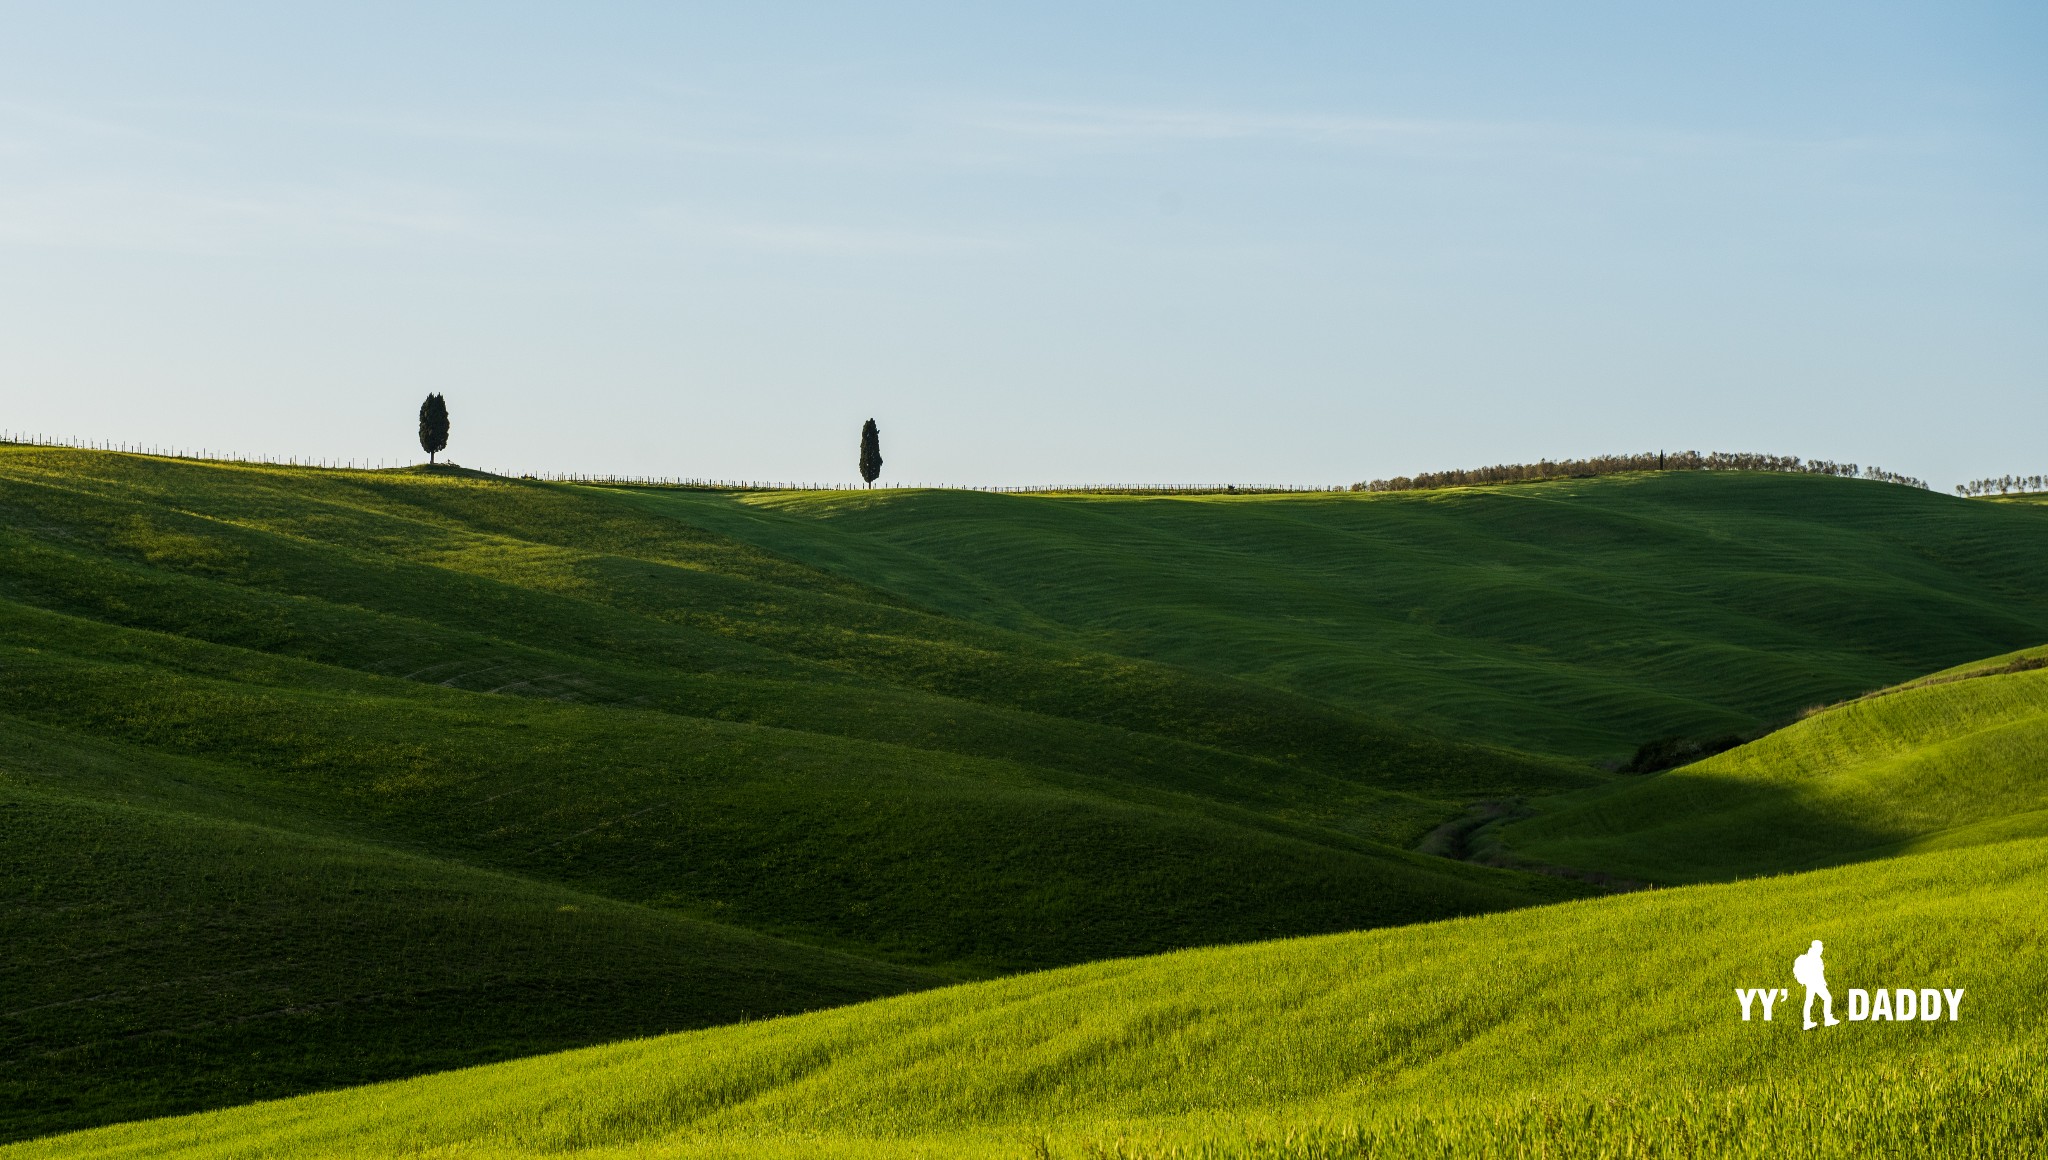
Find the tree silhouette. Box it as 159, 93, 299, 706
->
859, 418, 882, 488
418, 394, 449, 465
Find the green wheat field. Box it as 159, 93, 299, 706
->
4, 447, 2045, 1157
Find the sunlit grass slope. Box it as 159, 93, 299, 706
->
1498, 646, 2048, 882
17, 833, 2043, 1160
0, 448, 1584, 825
643, 473, 2048, 759
0, 447, 1588, 1138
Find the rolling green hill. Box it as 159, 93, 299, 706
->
0, 714, 935, 1135
13, 827, 2041, 1159
8, 448, 2047, 1146
1495, 644, 2048, 883
642, 472, 2048, 759
0, 448, 1588, 1140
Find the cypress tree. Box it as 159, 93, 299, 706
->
858, 418, 883, 487
418, 393, 450, 465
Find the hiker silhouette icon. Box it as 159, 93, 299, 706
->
1793, 940, 1841, 1029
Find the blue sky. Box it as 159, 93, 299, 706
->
1, 3, 2041, 487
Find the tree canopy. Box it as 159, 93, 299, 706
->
859, 418, 882, 487
419, 394, 450, 464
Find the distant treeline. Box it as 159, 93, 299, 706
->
1352, 451, 1930, 494
1956, 474, 2048, 498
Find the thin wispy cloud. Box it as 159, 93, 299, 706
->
0, 181, 491, 253
966, 104, 1495, 145
0, 100, 194, 150
115, 97, 960, 171
959, 101, 1921, 165
640, 208, 1019, 257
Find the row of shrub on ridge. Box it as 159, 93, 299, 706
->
1352, 451, 1929, 494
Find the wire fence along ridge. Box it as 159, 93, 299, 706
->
0, 432, 1974, 497
546, 475, 1347, 494
0, 433, 1342, 493
1, 431, 410, 473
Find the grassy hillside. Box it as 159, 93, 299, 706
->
14, 830, 2042, 1159
0, 449, 1585, 818
11, 448, 2047, 1144
0, 715, 935, 1137
1497, 645, 2048, 883
0, 448, 1588, 1140
641, 473, 2048, 759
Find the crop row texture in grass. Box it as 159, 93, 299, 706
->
13, 826, 2043, 1159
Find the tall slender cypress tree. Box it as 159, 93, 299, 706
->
418, 394, 450, 465
858, 418, 883, 488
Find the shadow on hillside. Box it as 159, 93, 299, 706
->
1423, 778, 1925, 889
